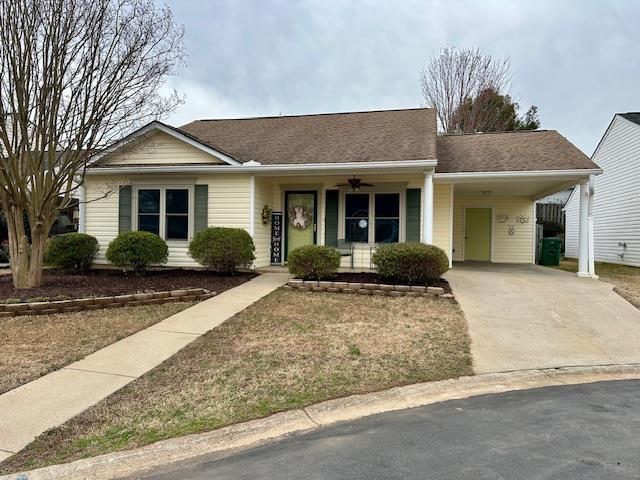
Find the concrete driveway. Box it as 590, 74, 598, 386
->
445, 263, 640, 374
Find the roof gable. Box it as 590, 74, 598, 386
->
90, 121, 239, 167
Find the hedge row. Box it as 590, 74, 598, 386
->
46, 229, 450, 282
45, 227, 256, 274
287, 242, 450, 284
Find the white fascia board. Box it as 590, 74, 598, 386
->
434, 168, 602, 182
86, 158, 438, 175
87, 121, 241, 167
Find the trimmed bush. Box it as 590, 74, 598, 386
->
45, 233, 99, 272
288, 245, 341, 280
188, 227, 255, 274
373, 243, 449, 285
106, 231, 168, 272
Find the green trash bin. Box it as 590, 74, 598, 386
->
539, 237, 562, 266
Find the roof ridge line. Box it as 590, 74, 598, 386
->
438, 129, 552, 137
187, 107, 434, 123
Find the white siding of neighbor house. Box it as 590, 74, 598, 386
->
564, 188, 579, 259
565, 115, 640, 266
452, 195, 535, 263
97, 131, 226, 166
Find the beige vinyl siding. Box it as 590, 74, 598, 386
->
84, 176, 120, 263
253, 177, 276, 267
85, 173, 253, 267
98, 131, 226, 166
205, 174, 250, 230
433, 183, 453, 260
452, 195, 535, 263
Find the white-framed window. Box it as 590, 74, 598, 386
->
342, 191, 401, 244
133, 186, 193, 241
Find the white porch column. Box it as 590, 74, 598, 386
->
78, 183, 86, 233
577, 178, 590, 277
422, 170, 434, 244
587, 175, 598, 278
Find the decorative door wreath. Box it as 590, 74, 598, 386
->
288, 205, 312, 230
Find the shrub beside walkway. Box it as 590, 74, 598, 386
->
0, 273, 289, 463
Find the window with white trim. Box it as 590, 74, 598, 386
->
343, 192, 401, 243
136, 187, 191, 241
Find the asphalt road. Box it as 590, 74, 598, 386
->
144, 380, 640, 480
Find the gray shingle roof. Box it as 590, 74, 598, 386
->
435, 130, 598, 173
620, 113, 640, 126
180, 108, 438, 165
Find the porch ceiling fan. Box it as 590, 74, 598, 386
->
335, 175, 374, 191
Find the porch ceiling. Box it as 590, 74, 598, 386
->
446, 174, 588, 199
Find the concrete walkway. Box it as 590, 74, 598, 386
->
0, 273, 289, 462
446, 263, 640, 374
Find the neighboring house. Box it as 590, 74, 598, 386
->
565, 112, 640, 267
81, 108, 600, 273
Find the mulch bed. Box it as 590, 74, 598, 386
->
0, 269, 257, 303
333, 272, 452, 293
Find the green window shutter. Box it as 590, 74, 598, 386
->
118, 185, 132, 233
405, 188, 421, 242
325, 190, 339, 247
194, 185, 208, 234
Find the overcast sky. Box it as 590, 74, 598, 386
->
162, 0, 640, 155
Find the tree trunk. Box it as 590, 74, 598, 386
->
3, 203, 53, 289
28, 227, 47, 288
4, 205, 31, 289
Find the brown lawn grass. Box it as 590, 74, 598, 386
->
0, 302, 194, 395
0, 288, 471, 473
553, 258, 640, 309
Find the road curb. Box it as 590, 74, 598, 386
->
4, 364, 640, 480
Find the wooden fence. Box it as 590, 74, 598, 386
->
536, 203, 564, 225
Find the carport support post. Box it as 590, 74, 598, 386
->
422, 170, 434, 244
587, 176, 598, 278
577, 179, 590, 277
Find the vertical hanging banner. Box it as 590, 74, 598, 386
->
271, 211, 283, 265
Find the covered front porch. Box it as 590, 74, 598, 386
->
254, 166, 597, 276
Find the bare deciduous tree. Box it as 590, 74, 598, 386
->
420, 47, 511, 132
0, 0, 185, 288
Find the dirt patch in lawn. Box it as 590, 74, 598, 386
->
0, 269, 256, 303
553, 259, 640, 309
334, 272, 451, 293
0, 302, 194, 395
0, 289, 472, 473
